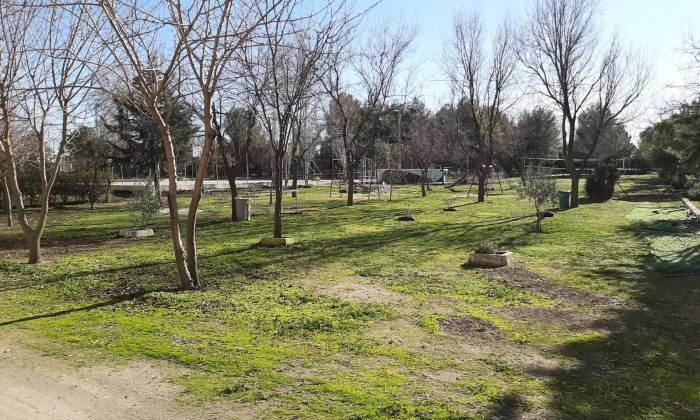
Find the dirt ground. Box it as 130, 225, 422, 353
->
0, 335, 238, 420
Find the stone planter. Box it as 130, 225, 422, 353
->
119, 228, 154, 238
259, 237, 296, 247
468, 251, 513, 268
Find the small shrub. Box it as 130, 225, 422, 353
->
128, 180, 161, 229
585, 163, 620, 202
687, 179, 700, 200
518, 166, 558, 232
474, 241, 498, 254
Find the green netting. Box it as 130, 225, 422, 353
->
627, 206, 700, 273
649, 235, 700, 273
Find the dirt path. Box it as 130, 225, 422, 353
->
0, 336, 232, 420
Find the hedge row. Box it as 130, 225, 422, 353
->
14, 171, 112, 207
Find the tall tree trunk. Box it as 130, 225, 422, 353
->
346, 158, 355, 206
477, 172, 487, 203
273, 153, 284, 238
421, 167, 427, 197
90, 164, 98, 210
1, 177, 11, 227
186, 104, 217, 287
150, 104, 195, 290
565, 117, 580, 208
570, 170, 580, 208
218, 144, 238, 221
153, 161, 161, 198
291, 155, 299, 199
26, 230, 42, 264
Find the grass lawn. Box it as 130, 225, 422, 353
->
0, 175, 698, 419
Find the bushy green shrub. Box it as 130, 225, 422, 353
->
474, 241, 498, 254
128, 180, 161, 229
16, 172, 43, 206
17, 171, 112, 207
688, 179, 700, 199
585, 164, 620, 202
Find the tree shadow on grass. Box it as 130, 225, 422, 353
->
533, 215, 700, 418
539, 277, 699, 418
0, 288, 177, 328
195, 212, 539, 281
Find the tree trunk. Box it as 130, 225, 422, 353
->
570, 171, 580, 208
273, 153, 284, 238
229, 173, 238, 221
219, 145, 238, 221
90, 165, 98, 210
346, 159, 355, 206
149, 104, 195, 290
27, 230, 41, 264
153, 161, 161, 198
186, 109, 218, 287
477, 172, 487, 203
565, 117, 580, 208
291, 156, 299, 199
421, 168, 427, 198
535, 208, 542, 233
1, 178, 11, 227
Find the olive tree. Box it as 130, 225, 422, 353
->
519, 166, 558, 233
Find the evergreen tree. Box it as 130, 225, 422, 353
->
104, 88, 197, 193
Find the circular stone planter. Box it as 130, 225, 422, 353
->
397, 216, 416, 221
468, 251, 513, 268
119, 228, 154, 238
443, 207, 458, 212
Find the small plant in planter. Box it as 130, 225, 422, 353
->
120, 180, 161, 238
469, 240, 512, 267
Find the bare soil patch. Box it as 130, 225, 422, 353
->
0, 334, 253, 420
476, 267, 622, 307
307, 277, 411, 306
438, 316, 504, 341
495, 306, 616, 334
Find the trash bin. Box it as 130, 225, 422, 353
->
558, 190, 571, 210
234, 198, 251, 221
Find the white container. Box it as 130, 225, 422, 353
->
234, 198, 251, 221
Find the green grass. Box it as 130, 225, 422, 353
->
0, 175, 698, 419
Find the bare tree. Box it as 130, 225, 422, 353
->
243, 1, 349, 238
322, 22, 416, 206
0, 2, 104, 263
91, 0, 198, 287
289, 95, 325, 194
0, 4, 34, 231
682, 32, 700, 97
404, 103, 438, 197
443, 11, 517, 203
168, 0, 288, 283
519, 0, 649, 207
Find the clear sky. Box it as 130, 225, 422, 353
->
355, 0, 700, 140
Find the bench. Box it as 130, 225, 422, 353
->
681, 197, 700, 223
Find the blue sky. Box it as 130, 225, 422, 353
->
354, 0, 700, 139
